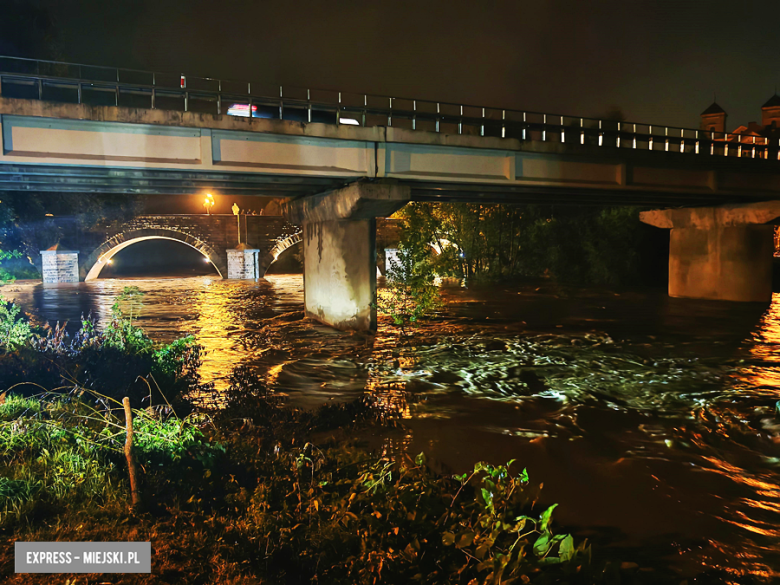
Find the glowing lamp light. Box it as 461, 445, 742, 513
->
203, 193, 215, 215
339, 118, 360, 126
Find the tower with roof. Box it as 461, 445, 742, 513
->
761, 94, 780, 128
700, 102, 727, 134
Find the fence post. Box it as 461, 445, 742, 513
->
123, 397, 141, 511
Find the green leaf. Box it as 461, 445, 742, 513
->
481, 487, 493, 510
442, 532, 456, 546
533, 534, 551, 558
414, 452, 426, 466
559, 534, 575, 562
539, 503, 558, 532
475, 560, 493, 572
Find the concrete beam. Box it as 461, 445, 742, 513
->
641, 201, 780, 303
640, 200, 780, 229
284, 180, 411, 224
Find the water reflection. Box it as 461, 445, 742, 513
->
5, 276, 780, 581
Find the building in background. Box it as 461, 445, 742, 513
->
700, 95, 780, 148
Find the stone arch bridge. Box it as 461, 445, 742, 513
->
41, 214, 301, 282
38, 214, 399, 282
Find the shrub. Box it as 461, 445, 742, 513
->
0, 296, 33, 352
377, 247, 441, 330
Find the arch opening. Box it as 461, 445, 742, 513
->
265, 239, 302, 275
85, 236, 224, 281
261, 232, 302, 276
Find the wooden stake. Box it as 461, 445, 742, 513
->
123, 397, 141, 510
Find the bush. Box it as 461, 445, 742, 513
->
0, 296, 33, 352
0, 288, 205, 405
377, 247, 441, 330
247, 447, 586, 583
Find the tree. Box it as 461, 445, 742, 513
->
393, 202, 666, 287
376, 241, 441, 331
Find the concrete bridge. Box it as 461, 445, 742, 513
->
5, 56, 780, 329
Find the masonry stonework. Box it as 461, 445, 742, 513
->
40, 250, 79, 284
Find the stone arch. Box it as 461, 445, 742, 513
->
82, 228, 226, 281
259, 231, 302, 275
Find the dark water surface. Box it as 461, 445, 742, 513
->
3, 275, 780, 582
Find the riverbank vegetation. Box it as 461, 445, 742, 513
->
394, 203, 668, 287
0, 292, 611, 584
377, 246, 442, 330
0, 287, 202, 406
0, 387, 590, 584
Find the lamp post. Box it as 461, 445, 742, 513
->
232, 203, 241, 244
203, 193, 214, 215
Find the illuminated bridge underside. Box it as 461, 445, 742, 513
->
83, 230, 225, 281
4, 99, 780, 206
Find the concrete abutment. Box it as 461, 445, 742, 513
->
641, 201, 780, 303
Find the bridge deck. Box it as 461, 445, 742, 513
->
2, 97, 780, 206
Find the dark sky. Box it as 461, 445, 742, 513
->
4, 1, 780, 136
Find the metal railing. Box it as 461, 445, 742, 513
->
1, 54, 778, 161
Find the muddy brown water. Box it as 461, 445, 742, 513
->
3, 274, 780, 582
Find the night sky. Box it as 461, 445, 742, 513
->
2, 0, 776, 131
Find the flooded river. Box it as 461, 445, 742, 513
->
3, 274, 780, 582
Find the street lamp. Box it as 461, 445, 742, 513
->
232, 203, 241, 244
203, 193, 215, 215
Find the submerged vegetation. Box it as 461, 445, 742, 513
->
377, 246, 442, 330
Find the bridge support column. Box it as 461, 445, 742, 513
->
40, 245, 79, 284
285, 181, 411, 331
227, 245, 260, 279
641, 201, 780, 303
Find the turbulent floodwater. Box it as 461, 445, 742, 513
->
4, 274, 780, 582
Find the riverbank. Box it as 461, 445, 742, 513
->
0, 386, 595, 584
3, 276, 780, 582
0, 287, 600, 583
0, 280, 39, 293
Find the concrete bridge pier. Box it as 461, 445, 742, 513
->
285, 181, 411, 331
40, 244, 80, 284
641, 201, 780, 303
227, 244, 261, 279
